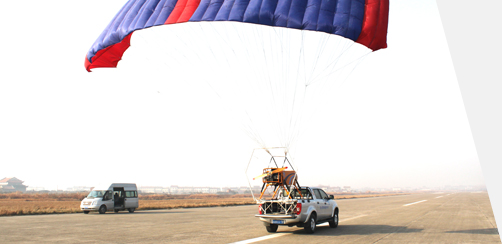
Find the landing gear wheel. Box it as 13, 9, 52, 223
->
329, 209, 339, 228
304, 213, 317, 234
128, 208, 135, 213
266, 224, 278, 233
83, 211, 89, 214
98, 205, 107, 214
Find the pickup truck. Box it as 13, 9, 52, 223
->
255, 186, 339, 233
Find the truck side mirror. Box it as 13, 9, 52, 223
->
329, 195, 334, 200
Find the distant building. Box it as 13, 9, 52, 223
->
0, 177, 28, 193
26, 186, 46, 192
326, 186, 342, 193
138, 186, 165, 194
66, 186, 92, 192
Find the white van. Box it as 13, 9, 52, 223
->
80, 183, 139, 214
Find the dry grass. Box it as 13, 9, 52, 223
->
0, 199, 83, 216
0, 192, 407, 216
0, 193, 255, 216
329, 193, 409, 199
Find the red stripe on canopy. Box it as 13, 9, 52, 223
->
165, 0, 201, 24
85, 33, 133, 72
356, 0, 389, 51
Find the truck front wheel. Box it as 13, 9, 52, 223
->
329, 209, 339, 228
266, 224, 278, 233
304, 213, 317, 234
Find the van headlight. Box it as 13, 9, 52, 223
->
92, 201, 98, 206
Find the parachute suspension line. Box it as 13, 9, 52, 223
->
174, 25, 204, 64
284, 28, 297, 150
187, 23, 224, 97
310, 50, 371, 86
277, 28, 286, 149
293, 32, 306, 152
253, 26, 281, 147
235, 24, 271, 148
167, 22, 262, 149
286, 30, 307, 150
292, 53, 371, 150
254, 25, 282, 149
305, 32, 331, 86
236, 24, 274, 148
326, 53, 370, 94
290, 33, 338, 149
276, 27, 290, 149
279, 30, 289, 149
301, 31, 308, 86
212, 23, 240, 81
307, 37, 353, 86
288, 88, 308, 151
134, 28, 182, 73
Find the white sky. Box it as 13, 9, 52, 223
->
0, 0, 484, 190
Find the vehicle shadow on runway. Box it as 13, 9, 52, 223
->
288, 225, 423, 236
97, 211, 188, 215
446, 228, 499, 235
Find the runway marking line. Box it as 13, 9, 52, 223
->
230, 233, 290, 244
435, 196, 443, 199
403, 200, 427, 206
230, 215, 367, 244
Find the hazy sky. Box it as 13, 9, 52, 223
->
0, 0, 484, 190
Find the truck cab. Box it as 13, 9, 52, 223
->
256, 187, 339, 234
80, 183, 138, 214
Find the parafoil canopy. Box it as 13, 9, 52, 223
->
85, 0, 389, 72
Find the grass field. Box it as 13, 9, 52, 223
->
0, 192, 407, 216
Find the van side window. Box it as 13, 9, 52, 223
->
125, 191, 137, 198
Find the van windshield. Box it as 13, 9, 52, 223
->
86, 190, 106, 199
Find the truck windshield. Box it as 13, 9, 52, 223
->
283, 188, 312, 199
86, 190, 106, 199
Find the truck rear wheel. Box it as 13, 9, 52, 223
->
128, 208, 135, 213
266, 224, 278, 233
304, 213, 317, 234
329, 209, 339, 228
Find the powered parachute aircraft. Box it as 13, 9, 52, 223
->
84, 0, 389, 172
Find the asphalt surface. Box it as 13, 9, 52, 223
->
0, 192, 499, 243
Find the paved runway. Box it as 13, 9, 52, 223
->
0, 192, 499, 243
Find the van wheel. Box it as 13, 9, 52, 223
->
83, 211, 90, 214
304, 212, 317, 234
128, 208, 135, 213
329, 209, 339, 228
114, 209, 119, 213
266, 224, 278, 233
98, 205, 107, 214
